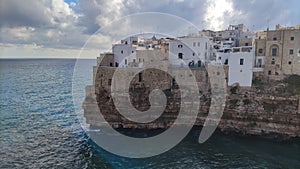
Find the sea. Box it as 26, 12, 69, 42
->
0, 59, 299, 169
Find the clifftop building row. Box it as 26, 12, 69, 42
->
97, 24, 300, 87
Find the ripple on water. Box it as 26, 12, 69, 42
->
1, 59, 300, 169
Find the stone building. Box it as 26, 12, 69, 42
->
263, 25, 300, 80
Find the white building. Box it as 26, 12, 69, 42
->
168, 35, 211, 67
217, 46, 254, 87
112, 44, 136, 68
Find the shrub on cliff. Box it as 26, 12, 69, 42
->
283, 74, 300, 95
252, 77, 264, 90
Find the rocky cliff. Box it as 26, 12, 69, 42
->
83, 70, 300, 140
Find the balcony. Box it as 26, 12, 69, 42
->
253, 64, 264, 72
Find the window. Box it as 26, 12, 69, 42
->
125, 59, 127, 65
245, 43, 249, 46
258, 48, 263, 53
275, 72, 279, 75
291, 37, 294, 41
193, 42, 196, 47
139, 58, 141, 63
193, 53, 195, 56
272, 47, 278, 56
268, 71, 272, 75
133, 59, 136, 63
240, 58, 244, 65
110, 62, 113, 67
121, 50, 123, 54
178, 53, 183, 59
197, 42, 200, 47
205, 42, 208, 49
288, 61, 292, 65
289, 49, 294, 55
132, 51, 134, 53
224, 59, 228, 65
198, 60, 201, 67
178, 44, 183, 48
115, 62, 119, 67
138, 73, 142, 82
271, 59, 275, 64
108, 79, 112, 85
273, 37, 277, 41
172, 78, 176, 86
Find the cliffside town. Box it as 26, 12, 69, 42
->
83, 24, 300, 139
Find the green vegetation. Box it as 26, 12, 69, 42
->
252, 77, 264, 90
163, 89, 173, 97
230, 86, 238, 94
243, 99, 252, 105
229, 99, 239, 106
263, 103, 277, 113
283, 74, 300, 95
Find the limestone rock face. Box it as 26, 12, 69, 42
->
83, 66, 300, 140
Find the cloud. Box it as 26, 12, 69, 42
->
0, 0, 88, 49
228, 0, 299, 30
0, 0, 299, 58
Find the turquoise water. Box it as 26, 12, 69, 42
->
0, 59, 299, 168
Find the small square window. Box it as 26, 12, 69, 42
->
268, 71, 272, 75
273, 37, 277, 41
271, 59, 275, 64
289, 49, 294, 55
193, 42, 196, 47
291, 37, 294, 41
258, 48, 263, 53
288, 61, 292, 65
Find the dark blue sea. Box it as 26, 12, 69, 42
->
0, 59, 300, 168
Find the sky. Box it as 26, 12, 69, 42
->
0, 0, 299, 58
